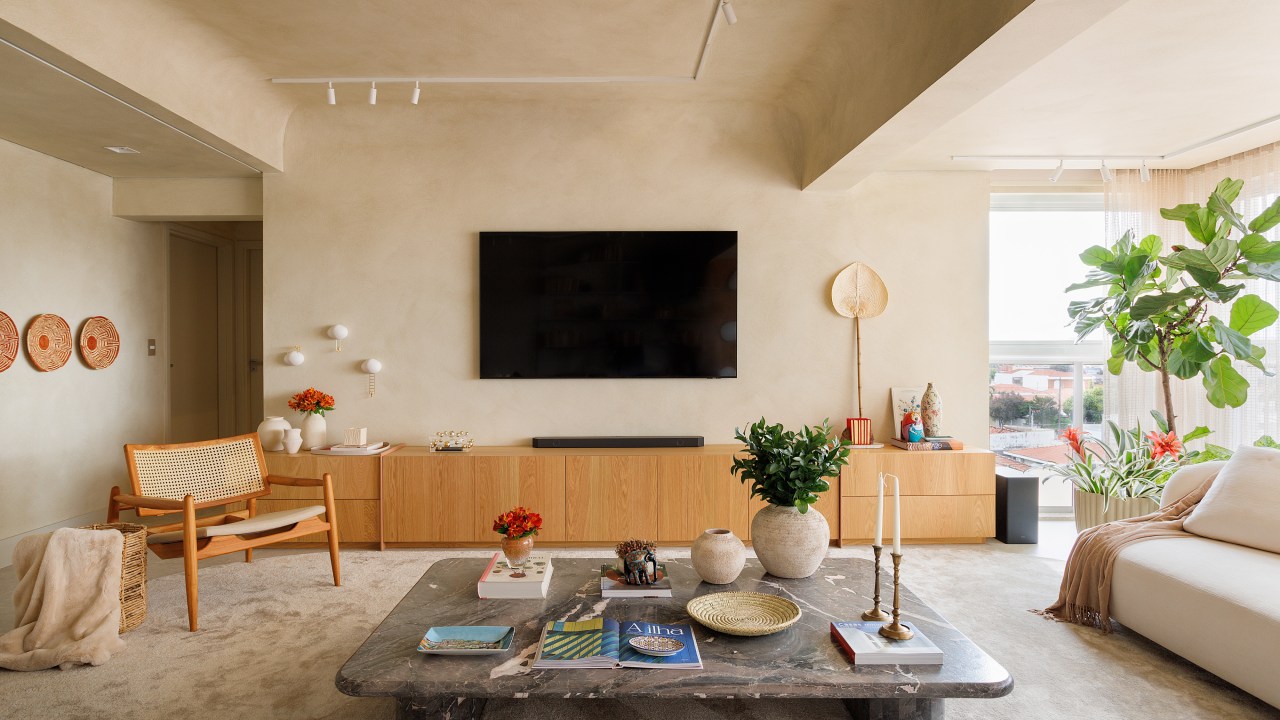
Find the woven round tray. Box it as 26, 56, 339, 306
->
686, 592, 802, 637
81, 523, 148, 634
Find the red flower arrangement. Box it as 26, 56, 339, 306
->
1146, 430, 1183, 460
288, 387, 335, 416
493, 506, 542, 539
1060, 426, 1085, 459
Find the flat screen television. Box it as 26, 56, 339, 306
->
479, 231, 737, 379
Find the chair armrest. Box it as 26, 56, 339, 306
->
112, 493, 186, 511
266, 474, 324, 487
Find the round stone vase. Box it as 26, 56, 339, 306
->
691, 528, 746, 584
751, 504, 829, 578
300, 413, 328, 450
256, 416, 290, 452
500, 535, 535, 577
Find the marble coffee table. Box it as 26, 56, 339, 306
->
336, 557, 1012, 719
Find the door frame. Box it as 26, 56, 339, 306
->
233, 241, 264, 434
166, 225, 236, 440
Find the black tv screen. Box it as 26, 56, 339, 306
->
480, 231, 737, 379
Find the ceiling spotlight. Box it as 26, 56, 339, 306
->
721, 0, 737, 25
1100, 160, 1114, 183
411, 81, 421, 105
1140, 159, 1151, 183
368, 81, 377, 105
1050, 160, 1064, 183
326, 82, 336, 105
104, 146, 140, 154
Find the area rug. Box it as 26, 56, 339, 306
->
0, 546, 1272, 720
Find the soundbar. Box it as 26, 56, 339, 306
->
531, 436, 705, 449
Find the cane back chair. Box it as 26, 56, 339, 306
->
110, 433, 340, 631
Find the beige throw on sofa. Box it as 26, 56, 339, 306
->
0, 528, 126, 671
1039, 475, 1216, 633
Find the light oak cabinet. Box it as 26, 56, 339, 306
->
244, 452, 383, 544
565, 456, 658, 542
473, 455, 567, 542
383, 452, 475, 542
655, 454, 749, 542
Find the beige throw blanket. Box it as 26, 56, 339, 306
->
0, 527, 126, 670
1039, 476, 1216, 632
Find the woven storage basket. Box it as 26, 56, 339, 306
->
81, 522, 148, 634
686, 591, 802, 637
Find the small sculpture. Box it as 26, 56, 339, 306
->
614, 539, 659, 585
900, 411, 925, 443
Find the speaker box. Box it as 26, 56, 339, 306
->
995, 471, 1039, 544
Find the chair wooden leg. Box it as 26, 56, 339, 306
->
323, 472, 341, 586
245, 498, 257, 563
183, 495, 199, 631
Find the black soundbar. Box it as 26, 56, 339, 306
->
532, 436, 705, 449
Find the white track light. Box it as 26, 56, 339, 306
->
1100, 160, 1114, 183
368, 82, 377, 105
1050, 160, 1064, 183
1140, 160, 1151, 183
721, 1, 737, 25
326, 82, 335, 105
411, 81, 421, 105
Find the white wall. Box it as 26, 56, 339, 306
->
263, 100, 991, 448
0, 139, 167, 544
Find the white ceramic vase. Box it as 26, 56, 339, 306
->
691, 528, 746, 584
283, 428, 304, 455
300, 413, 328, 450
256, 416, 291, 452
750, 504, 829, 578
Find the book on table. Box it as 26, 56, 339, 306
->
888, 438, 965, 451
830, 621, 943, 665
533, 618, 702, 669
599, 564, 672, 598
476, 553, 554, 599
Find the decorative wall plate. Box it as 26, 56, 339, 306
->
80, 316, 121, 369
26, 314, 73, 372
0, 311, 17, 373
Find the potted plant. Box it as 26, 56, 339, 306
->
730, 418, 851, 578
288, 387, 335, 450
1051, 415, 1197, 531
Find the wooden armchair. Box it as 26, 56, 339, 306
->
110, 433, 340, 631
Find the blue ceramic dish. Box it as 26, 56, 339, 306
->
417, 625, 515, 655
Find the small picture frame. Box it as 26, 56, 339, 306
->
890, 387, 923, 440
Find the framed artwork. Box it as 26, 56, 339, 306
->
890, 386, 923, 440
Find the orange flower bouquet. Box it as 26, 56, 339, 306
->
288, 387, 335, 417
492, 506, 543, 539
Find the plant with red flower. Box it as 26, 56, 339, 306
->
1060, 426, 1085, 459
492, 506, 542, 539
288, 387, 336, 416
1146, 430, 1183, 460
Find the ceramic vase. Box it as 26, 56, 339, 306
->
921, 382, 942, 437
691, 528, 746, 584
750, 504, 829, 578
300, 413, 328, 450
500, 535, 535, 577
283, 428, 304, 455
256, 416, 291, 452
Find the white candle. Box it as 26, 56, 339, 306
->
892, 474, 902, 554
874, 472, 884, 547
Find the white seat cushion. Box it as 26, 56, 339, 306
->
1184, 446, 1280, 554
147, 505, 325, 544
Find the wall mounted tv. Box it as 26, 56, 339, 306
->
479, 231, 737, 379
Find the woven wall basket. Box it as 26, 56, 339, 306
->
81, 522, 148, 634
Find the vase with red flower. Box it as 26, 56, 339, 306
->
493, 506, 543, 578
289, 387, 336, 450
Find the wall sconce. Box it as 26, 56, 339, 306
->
283, 346, 305, 366
361, 358, 382, 397
327, 324, 349, 351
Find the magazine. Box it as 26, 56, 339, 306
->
532, 618, 702, 669
599, 564, 672, 598
830, 621, 943, 665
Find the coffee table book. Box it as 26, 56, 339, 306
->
831, 620, 943, 665
533, 618, 702, 669
600, 564, 672, 598
476, 553, 553, 599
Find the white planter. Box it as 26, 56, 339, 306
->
750, 504, 829, 578
283, 428, 304, 455
1073, 489, 1160, 532
300, 413, 328, 450
256, 416, 291, 452
691, 528, 747, 584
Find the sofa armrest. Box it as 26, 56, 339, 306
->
1161, 461, 1226, 507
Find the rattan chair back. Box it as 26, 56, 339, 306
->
124, 434, 269, 516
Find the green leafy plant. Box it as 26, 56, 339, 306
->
1067, 178, 1280, 436
730, 418, 851, 513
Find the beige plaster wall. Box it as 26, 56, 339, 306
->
263, 100, 990, 448
0, 139, 167, 541
114, 178, 263, 221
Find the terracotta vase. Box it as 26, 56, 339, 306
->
500, 535, 536, 577
920, 383, 943, 437
750, 504, 829, 578
691, 528, 746, 584
256, 416, 291, 452
300, 413, 327, 450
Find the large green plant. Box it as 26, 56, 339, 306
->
1067, 178, 1280, 436
730, 418, 851, 513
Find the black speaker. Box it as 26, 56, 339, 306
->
995, 470, 1039, 544
531, 436, 705, 448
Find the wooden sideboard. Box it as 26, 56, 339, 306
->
250, 444, 993, 548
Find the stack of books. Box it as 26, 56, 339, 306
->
599, 564, 672, 598
889, 436, 965, 451
830, 621, 943, 664
477, 553, 554, 599
311, 441, 390, 456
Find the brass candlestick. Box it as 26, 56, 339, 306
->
878, 551, 915, 641
861, 545, 890, 621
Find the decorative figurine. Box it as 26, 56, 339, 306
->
614, 539, 659, 585
900, 411, 925, 443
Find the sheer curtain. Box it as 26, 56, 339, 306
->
1103, 143, 1280, 446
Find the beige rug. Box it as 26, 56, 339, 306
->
0, 546, 1273, 720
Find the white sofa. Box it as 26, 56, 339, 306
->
1110, 460, 1280, 709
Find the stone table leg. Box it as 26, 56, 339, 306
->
396, 696, 487, 720
843, 697, 944, 720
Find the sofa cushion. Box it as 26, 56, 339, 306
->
1159, 460, 1224, 508
1184, 446, 1280, 554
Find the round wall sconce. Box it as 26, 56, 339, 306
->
361, 358, 382, 397
283, 346, 305, 366
327, 324, 349, 351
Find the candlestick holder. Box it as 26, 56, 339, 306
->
878, 551, 915, 641
861, 544, 890, 621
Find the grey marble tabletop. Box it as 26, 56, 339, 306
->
336, 556, 1012, 701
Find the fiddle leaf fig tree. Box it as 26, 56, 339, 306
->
1067, 178, 1280, 437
